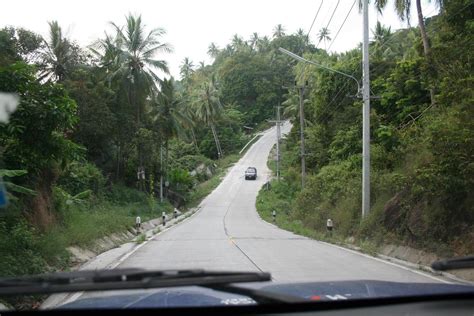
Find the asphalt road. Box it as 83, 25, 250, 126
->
113, 122, 444, 284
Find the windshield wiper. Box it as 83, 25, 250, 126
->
431, 255, 474, 271
0, 269, 271, 297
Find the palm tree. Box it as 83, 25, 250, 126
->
249, 32, 259, 50
224, 44, 235, 56
372, 0, 442, 104
231, 34, 247, 51
295, 28, 308, 44
39, 21, 74, 81
371, 21, 393, 59
108, 14, 172, 187
198, 61, 206, 70
256, 36, 271, 52
273, 24, 286, 38
282, 92, 310, 122
180, 57, 194, 80
296, 28, 305, 37
317, 27, 331, 50
90, 33, 122, 70
207, 42, 219, 58
151, 78, 190, 199
192, 76, 223, 159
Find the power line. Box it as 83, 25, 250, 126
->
318, 0, 472, 129
296, 1, 324, 82
316, 0, 341, 48
302, 1, 474, 134
327, 0, 357, 51
306, 1, 325, 40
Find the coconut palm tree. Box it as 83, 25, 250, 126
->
295, 28, 308, 44
373, 0, 440, 58
273, 24, 286, 38
207, 42, 219, 58
317, 27, 331, 50
371, 21, 393, 59
109, 14, 171, 125
151, 78, 191, 198
249, 32, 259, 50
90, 32, 122, 70
107, 14, 172, 188
192, 76, 223, 159
39, 21, 75, 82
372, 0, 443, 105
231, 34, 247, 51
180, 57, 194, 80
257, 36, 271, 52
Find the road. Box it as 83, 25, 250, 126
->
115, 122, 443, 284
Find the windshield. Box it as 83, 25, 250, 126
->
0, 0, 473, 311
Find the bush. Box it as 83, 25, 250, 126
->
0, 220, 47, 277
168, 168, 193, 195
58, 161, 105, 196
173, 155, 214, 173
105, 184, 148, 204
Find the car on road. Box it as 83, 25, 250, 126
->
245, 167, 257, 180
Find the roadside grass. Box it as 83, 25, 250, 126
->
136, 233, 147, 244
36, 198, 172, 269
257, 144, 369, 250
256, 181, 363, 248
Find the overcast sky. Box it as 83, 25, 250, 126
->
1, 0, 439, 79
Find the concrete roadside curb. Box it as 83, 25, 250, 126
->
41, 206, 203, 309
375, 253, 474, 285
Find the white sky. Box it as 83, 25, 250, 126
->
1, 0, 439, 79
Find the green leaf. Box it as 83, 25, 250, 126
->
0, 169, 28, 178
72, 190, 92, 200
4, 182, 37, 195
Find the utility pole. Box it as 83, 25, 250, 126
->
282, 81, 307, 188
298, 85, 306, 189
275, 105, 282, 181
362, 0, 371, 218
268, 105, 283, 181
160, 144, 164, 203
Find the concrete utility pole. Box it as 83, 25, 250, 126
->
276, 105, 282, 181
362, 0, 371, 218
160, 144, 164, 203
298, 85, 306, 189
268, 105, 283, 181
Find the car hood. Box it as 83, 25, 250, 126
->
59, 280, 474, 309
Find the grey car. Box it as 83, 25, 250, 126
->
245, 167, 257, 180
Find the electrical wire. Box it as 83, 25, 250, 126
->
294, 1, 324, 82
327, 0, 357, 51
306, 0, 325, 40
309, 1, 473, 129
316, 0, 341, 48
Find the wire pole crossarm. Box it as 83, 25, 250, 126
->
278, 48, 361, 97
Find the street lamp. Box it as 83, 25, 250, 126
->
278, 48, 361, 96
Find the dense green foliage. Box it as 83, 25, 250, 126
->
259, 0, 473, 256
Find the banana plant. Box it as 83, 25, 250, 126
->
0, 169, 36, 202
54, 186, 92, 206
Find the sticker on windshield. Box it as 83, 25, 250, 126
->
221, 297, 256, 305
